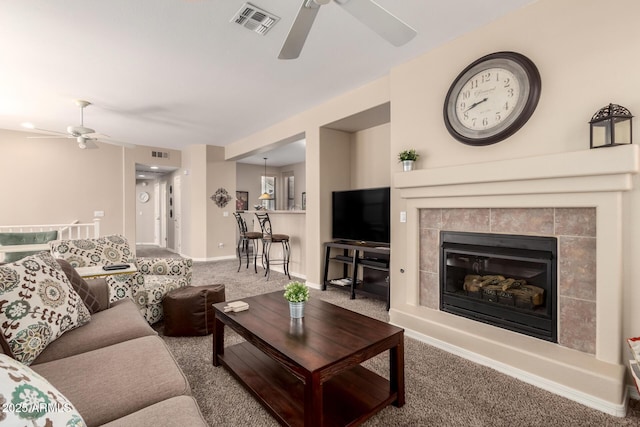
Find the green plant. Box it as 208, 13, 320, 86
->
283, 281, 310, 303
398, 149, 419, 162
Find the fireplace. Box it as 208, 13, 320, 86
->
440, 231, 557, 342
393, 146, 638, 414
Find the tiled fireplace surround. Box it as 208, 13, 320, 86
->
392, 145, 639, 416
420, 207, 594, 352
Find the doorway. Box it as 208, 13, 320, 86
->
135, 164, 178, 250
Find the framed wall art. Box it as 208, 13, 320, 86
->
236, 191, 249, 211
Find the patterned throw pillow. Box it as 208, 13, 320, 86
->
55, 259, 102, 314
0, 353, 86, 426
48, 234, 133, 268
0, 252, 91, 365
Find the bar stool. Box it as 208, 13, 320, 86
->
255, 212, 291, 280
233, 212, 262, 273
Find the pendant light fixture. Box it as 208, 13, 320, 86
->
258, 157, 272, 200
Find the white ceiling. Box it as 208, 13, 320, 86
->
0, 0, 536, 165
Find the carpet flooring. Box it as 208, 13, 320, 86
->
138, 246, 640, 426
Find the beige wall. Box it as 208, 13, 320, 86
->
350, 123, 390, 189
206, 145, 237, 260
0, 129, 125, 234
0, 129, 182, 246
180, 145, 238, 261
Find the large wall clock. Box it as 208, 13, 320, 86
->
443, 51, 541, 146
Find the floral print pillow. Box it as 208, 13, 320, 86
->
48, 234, 133, 268
0, 252, 91, 365
0, 353, 85, 426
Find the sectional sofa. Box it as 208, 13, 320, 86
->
0, 252, 207, 426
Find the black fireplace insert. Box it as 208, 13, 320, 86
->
440, 231, 557, 342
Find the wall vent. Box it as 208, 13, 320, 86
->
231, 3, 279, 35
151, 151, 169, 159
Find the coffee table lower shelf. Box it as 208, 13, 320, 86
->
218, 341, 396, 426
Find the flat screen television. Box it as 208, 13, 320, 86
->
332, 187, 390, 244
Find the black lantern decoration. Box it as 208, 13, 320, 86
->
589, 103, 633, 149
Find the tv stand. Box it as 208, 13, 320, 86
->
322, 241, 390, 310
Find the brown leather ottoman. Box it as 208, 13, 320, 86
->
163, 284, 226, 336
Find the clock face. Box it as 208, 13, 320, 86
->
444, 52, 541, 146
454, 67, 521, 131
138, 191, 150, 203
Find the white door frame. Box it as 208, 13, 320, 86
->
173, 175, 182, 254
160, 181, 167, 248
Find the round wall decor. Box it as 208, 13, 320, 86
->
138, 191, 150, 203
443, 51, 541, 146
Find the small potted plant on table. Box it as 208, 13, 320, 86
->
284, 281, 309, 318
398, 149, 419, 171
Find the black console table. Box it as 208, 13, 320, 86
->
322, 241, 391, 310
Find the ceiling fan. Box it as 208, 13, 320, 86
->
279, 0, 417, 60
25, 100, 135, 150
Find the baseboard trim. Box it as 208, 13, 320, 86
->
400, 327, 629, 417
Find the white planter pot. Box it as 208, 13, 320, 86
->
402, 160, 415, 171
289, 301, 305, 318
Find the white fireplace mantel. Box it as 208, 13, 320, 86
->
390, 144, 640, 416
394, 145, 639, 198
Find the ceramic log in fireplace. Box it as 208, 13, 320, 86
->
440, 231, 557, 342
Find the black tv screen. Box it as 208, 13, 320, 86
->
332, 187, 390, 244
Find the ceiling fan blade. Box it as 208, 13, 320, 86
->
278, 0, 323, 60
335, 0, 416, 47
27, 135, 71, 139
25, 127, 70, 137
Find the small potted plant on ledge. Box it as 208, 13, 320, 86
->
284, 281, 310, 318
398, 149, 419, 171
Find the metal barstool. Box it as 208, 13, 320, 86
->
255, 212, 291, 280
233, 212, 262, 273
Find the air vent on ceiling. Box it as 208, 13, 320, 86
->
231, 2, 280, 35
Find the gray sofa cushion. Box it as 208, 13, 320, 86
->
31, 335, 191, 426
33, 298, 156, 364
99, 396, 207, 427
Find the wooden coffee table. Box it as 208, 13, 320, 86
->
213, 291, 404, 427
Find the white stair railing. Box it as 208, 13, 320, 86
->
0, 218, 100, 239
0, 219, 101, 255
